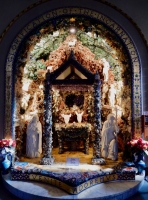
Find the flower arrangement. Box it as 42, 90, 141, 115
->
0, 139, 16, 148
127, 138, 148, 155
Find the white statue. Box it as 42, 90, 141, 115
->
116, 80, 123, 105
61, 113, 71, 124
108, 84, 116, 107
22, 79, 31, 92
26, 115, 42, 158
101, 113, 119, 160
75, 111, 84, 123
102, 83, 108, 105
101, 58, 110, 82
21, 93, 30, 109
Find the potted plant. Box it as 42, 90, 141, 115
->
127, 137, 148, 174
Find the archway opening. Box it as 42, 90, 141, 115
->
13, 15, 132, 163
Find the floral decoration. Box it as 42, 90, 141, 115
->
0, 139, 16, 148
127, 137, 148, 155
0, 139, 16, 155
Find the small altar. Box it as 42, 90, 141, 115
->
54, 123, 92, 154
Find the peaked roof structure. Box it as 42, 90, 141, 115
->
50, 51, 95, 85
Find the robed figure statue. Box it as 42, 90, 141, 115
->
101, 113, 119, 161
26, 115, 42, 158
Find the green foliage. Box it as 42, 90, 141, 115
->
30, 32, 68, 60
111, 65, 122, 81
20, 17, 130, 83
24, 60, 46, 80
36, 60, 46, 70
94, 47, 107, 59
76, 30, 125, 81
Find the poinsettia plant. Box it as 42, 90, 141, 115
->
127, 138, 148, 155
0, 139, 16, 148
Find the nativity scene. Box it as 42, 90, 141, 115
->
14, 17, 132, 162
13, 16, 133, 163
2, 15, 146, 195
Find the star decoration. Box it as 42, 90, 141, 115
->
70, 18, 75, 22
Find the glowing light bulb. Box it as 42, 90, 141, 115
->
69, 26, 76, 34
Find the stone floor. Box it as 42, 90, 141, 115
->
1, 147, 148, 199
1, 171, 148, 200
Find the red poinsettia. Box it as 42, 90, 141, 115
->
127, 138, 148, 154
0, 139, 16, 148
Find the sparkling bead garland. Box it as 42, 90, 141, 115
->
92, 71, 106, 165
40, 71, 54, 165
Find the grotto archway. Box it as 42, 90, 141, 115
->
4, 8, 141, 161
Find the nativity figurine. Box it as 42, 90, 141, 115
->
101, 113, 119, 161
108, 84, 116, 107
26, 115, 42, 158
75, 111, 84, 123
101, 58, 110, 82
102, 83, 108, 105
61, 113, 71, 124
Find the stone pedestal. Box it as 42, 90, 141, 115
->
40, 156, 54, 165
92, 157, 106, 165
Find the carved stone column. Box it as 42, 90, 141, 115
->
40, 71, 54, 165
92, 71, 106, 165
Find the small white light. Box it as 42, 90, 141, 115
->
69, 27, 76, 34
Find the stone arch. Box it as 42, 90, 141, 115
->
5, 7, 141, 144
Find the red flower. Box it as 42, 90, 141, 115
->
0, 139, 16, 148
127, 138, 148, 153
